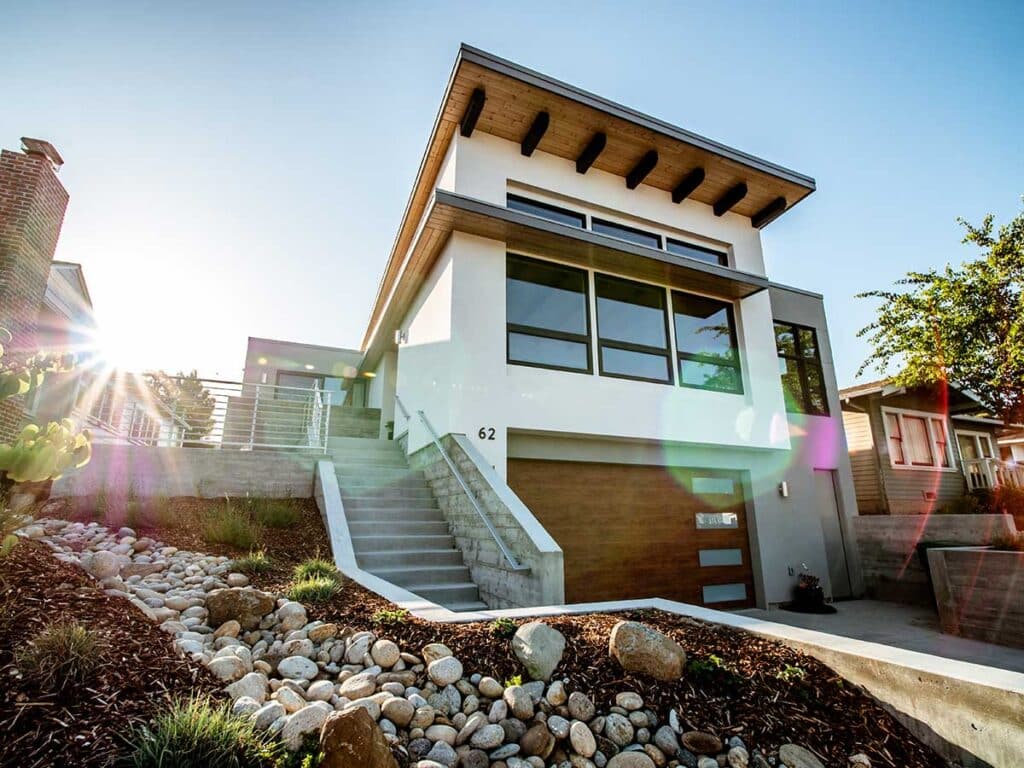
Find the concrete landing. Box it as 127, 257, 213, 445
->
740, 599, 1024, 674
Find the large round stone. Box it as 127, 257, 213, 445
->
320, 707, 398, 768
608, 753, 656, 768
512, 621, 565, 681
608, 621, 686, 681
205, 588, 275, 631
469, 723, 505, 750
83, 550, 121, 580
277, 655, 318, 681
520, 723, 556, 758
570, 720, 597, 757
428, 655, 464, 687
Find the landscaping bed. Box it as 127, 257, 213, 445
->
4, 497, 947, 767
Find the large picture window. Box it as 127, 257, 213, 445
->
672, 292, 742, 393
774, 322, 829, 415
506, 254, 592, 373
595, 274, 672, 383
882, 407, 954, 469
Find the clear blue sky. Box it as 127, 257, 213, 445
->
3, 1, 1021, 384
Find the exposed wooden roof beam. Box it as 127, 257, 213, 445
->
751, 196, 788, 228
626, 150, 658, 190
671, 168, 706, 204
713, 183, 748, 217
520, 111, 550, 157
460, 88, 486, 137
575, 132, 606, 174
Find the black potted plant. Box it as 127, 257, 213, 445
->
785, 571, 837, 614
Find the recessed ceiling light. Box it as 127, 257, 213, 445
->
304, 364, 315, 370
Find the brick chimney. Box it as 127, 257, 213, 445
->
0, 138, 70, 442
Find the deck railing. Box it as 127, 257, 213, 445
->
963, 458, 1024, 491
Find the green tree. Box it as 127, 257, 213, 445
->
146, 370, 216, 445
857, 201, 1024, 424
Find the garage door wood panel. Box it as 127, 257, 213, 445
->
507, 459, 753, 607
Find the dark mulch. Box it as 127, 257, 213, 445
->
29, 500, 946, 768
0, 539, 222, 768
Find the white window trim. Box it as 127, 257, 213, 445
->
880, 406, 957, 472
954, 429, 995, 462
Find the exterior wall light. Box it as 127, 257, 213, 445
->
778, 481, 789, 498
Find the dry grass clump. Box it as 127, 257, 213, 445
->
16, 620, 105, 691
202, 503, 258, 550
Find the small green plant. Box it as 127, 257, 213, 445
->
293, 557, 338, 583
234, 549, 273, 575
370, 608, 410, 626
685, 654, 742, 692
246, 497, 300, 529
775, 664, 807, 682
202, 502, 258, 549
504, 674, 523, 688
287, 576, 338, 603
272, 735, 323, 768
123, 695, 282, 768
489, 617, 517, 638
16, 620, 104, 691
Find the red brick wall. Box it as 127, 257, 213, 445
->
0, 148, 69, 442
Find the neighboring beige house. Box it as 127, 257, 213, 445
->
840, 379, 1021, 515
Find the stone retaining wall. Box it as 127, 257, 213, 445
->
51, 444, 320, 498
409, 434, 563, 609
852, 514, 1016, 605
928, 547, 1024, 649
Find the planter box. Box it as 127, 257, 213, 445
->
928, 546, 1024, 649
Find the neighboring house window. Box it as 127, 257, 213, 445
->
672, 292, 742, 393
594, 273, 672, 384
276, 371, 323, 401
665, 238, 728, 266
591, 218, 663, 249
774, 322, 829, 415
506, 254, 592, 373
882, 408, 954, 469
507, 195, 585, 228
955, 430, 994, 461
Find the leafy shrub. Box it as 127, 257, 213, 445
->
123, 695, 282, 768
685, 654, 742, 692
489, 617, 517, 638
370, 608, 410, 626
246, 497, 300, 529
16, 620, 104, 691
234, 549, 273, 575
287, 576, 338, 603
203, 503, 258, 549
504, 674, 523, 688
775, 664, 807, 682
293, 558, 338, 583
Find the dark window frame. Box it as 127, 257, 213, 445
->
665, 237, 729, 266
594, 272, 674, 385
591, 217, 663, 249
774, 320, 830, 416
506, 253, 593, 375
507, 194, 586, 228
672, 291, 743, 394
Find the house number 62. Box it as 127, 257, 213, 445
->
478, 427, 496, 440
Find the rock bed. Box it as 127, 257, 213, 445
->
10, 517, 946, 768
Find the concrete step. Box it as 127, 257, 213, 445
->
345, 508, 446, 523
335, 467, 422, 481
357, 549, 466, 569
351, 534, 456, 552
342, 497, 439, 512
337, 477, 431, 493
348, 520, 450, 537
331, 455, 411, 469
341, 487, 435, 501
445, 600, 490, 612
328, 436, 401, 451
370, 564, 474, 587
408, 582, 483, 605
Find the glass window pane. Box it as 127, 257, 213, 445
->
957, 433, 978, 461
980, 435, 994, 459
673, 293, 737, 362
679, 360, 740, 392
886, 413, 905, 464
702, 583, 747, 603
507, 195, 585, 228
666, 238, 727, 266
591, 218, 662, 248
507, 258, 588, 335
692, 477, 736, 495
798, 328, 819, 357
699, 548, 743, 567
595, 275, 667, 348
779, 357, 805, 412
805, 365, 828, 415
696, 511, 739, 529
903, 416, 934, 465
508, 333, 589, 371
775, 324, 796, 357
600, 347, 670, 381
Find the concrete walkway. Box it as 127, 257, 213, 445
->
740, 599, 1024, 674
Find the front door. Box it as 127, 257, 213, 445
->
813, 469, 852, 599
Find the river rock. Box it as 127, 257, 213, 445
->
206, 588, 275, 630
320, 706, 398, 768
778, 744, 825, 768
428, 656, 464, 687
512, 621, 565, 681
571, 720, 597, 757
608, 621, 686, 681
521, 723, 556, 758
277, 655, 318, 681
682, 732, 722, 756
608, 754, 656, 768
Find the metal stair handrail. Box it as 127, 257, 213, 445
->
395, 394, 529, 573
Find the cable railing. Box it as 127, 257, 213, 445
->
72, 373, 332, 452
395, 394, 528, 572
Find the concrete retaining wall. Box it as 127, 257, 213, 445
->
409, 434, 564, 609
51, 444, 321, 498
929, 546, 1024, 649
853, 514, 1017, 605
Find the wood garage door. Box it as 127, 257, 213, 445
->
507, 459, 754, 608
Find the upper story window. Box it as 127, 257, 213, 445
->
882, 407, 953, 469
666, 238, 728, 266
591, 218, 662, 249
774, 322, 828, 416
595, 274, 672, 384
507, 194, 585, 228
506, 254, 592, 373
672, 293, 742, 393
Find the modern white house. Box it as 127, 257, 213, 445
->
345, 45, 863, 610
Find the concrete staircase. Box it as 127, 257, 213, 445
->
328, 436, 487, 611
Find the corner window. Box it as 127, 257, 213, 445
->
506, 254, 592, 373
673, 292, 742, 393
775, 322, 829, 415
595, 274, 672, 384
507, 195, 585, 228
666, 238, 728, 266
591, 218, 662, 249
882, 408, 954, 469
